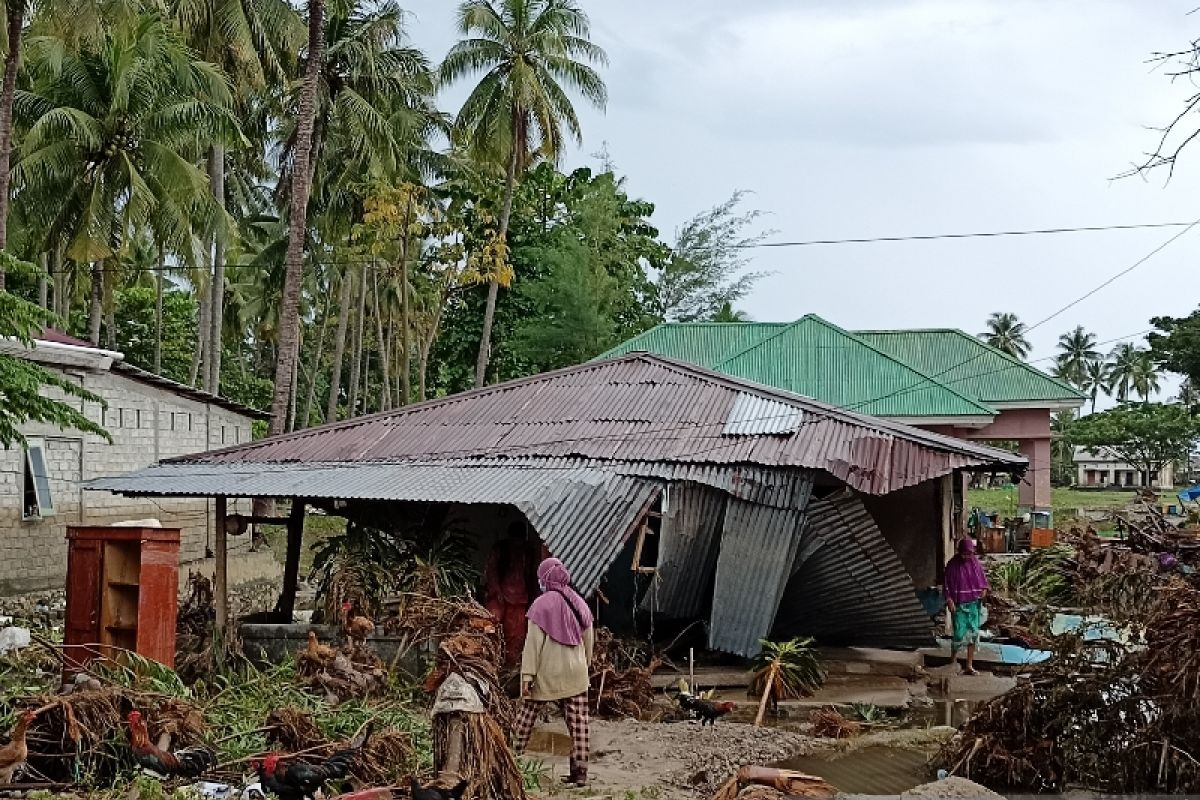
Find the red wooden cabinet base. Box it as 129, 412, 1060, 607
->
63, 526, 181, 681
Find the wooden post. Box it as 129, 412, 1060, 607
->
276, 498, 306, 621
214, 496, 228, 658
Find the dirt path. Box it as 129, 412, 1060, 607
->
525, 718, 816, 798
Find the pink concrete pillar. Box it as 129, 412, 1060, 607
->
1018, 437, 1052, 512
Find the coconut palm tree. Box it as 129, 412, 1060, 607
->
269, 0, 323, 436
1131, 350, 1161, 402
980, 312, 1031, 359
1178, 379, 1198, 410
1080, 359, 1108, 414
440, 0, 608, 387
170, 0, 303, 393
12, 10, 241, 345
1107, 343, 1142, 403
1056, 326, 1100, 386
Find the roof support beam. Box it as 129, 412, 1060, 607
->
274, 499, 306, 622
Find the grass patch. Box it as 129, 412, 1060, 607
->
968, 486, 1159, 517
257, 513, 346, 574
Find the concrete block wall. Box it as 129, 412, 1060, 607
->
0, 363, 256, 594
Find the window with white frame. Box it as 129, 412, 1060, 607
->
21, 438, 54, 520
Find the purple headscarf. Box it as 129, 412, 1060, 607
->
944, 538, 989, 605
527, 558, 593, 646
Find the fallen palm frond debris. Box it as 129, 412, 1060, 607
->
294, 630, 387, 705
938, 581, 1200, 793
810, 706, 861, 739
589, 628, 660, 720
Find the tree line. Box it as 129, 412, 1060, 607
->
0, 0, 764, 439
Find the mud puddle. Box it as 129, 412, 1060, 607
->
779, 745, 931, 795
525, 729, 573, 757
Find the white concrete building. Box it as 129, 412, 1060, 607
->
1074, 446, 1175, 489
0, 331, 264, 594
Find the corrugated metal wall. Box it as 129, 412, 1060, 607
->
708, 477, 814, 656
773, 492, 935, 648
638, 483, 726, 618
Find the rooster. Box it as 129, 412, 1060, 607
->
409, 776, 467, 800
255, 723, 373, 800
0, 710, 36, 783
676, 693, 736, 726
126, 710, 216, 778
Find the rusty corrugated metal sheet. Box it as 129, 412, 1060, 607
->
773, 492, 934, 648
639, 483, 726, 618
149, 354, 1023, 496
708, 477, 814, 657
88, 461, 655, 596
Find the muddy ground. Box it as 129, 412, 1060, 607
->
525, 716, 957, 798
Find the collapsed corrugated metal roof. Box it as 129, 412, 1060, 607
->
774, 492, 935, 648
111, 353, 1022, 496
638, 483, 726, 618
709, 479, 813, 657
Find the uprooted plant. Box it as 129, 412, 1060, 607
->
748, 638, 824, 726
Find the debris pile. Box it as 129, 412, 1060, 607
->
938, 581, 1200, 792
589, 628, 660, 720
809, 706, 861, 739
295, 630, 387, 705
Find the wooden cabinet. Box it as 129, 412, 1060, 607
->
64, 526, 180, 679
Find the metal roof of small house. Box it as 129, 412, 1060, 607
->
92, 353, 1025, 497
598, 316, 1084, 418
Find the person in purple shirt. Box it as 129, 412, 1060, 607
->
944, 537, 989, 675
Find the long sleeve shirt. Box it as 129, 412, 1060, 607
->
520, 621, 594, 702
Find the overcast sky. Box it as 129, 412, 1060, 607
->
402, 0, 1200, 397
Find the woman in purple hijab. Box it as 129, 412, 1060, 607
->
511, 558, 595, 787
944, 537, 989, 675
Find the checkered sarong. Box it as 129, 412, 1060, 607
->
512, 692, 590, 773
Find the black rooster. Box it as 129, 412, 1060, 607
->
255, 723, 372, 800
409, 776, 467, 800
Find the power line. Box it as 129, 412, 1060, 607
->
743, 221, 1198, 248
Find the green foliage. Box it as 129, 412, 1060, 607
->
651, 191, 768, 322
1150, 307, 1200, 389
309, 520, 410, 620
749, 637, 824, 701
987, 546, 1075, 605
111, 286, 197, 384
1072, 402, 1200, 482
0, 254, 109, 448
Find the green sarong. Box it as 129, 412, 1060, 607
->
952, 599, 983, 651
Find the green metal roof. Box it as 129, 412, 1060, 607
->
599, 322, 790, 365
854, 329, 1085, 404
596, 316, 1084, 419
597, 317, 995, 419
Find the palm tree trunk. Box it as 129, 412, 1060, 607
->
191, 277, 211, 388
325, 267, 353, 423
301, 293, 330, 428
399, 197, 413, 406
37, 252, 48, 308
154, 242, 164, 374
87, 261, 103, 346
51, 246, 64, 318
348, 264, 366, 417
473, 114, 521, 388
372, 270, 392, 410
207, 145, 226, 394
288, 348, 299, 433
0, 0, 24, 293
268, 0, 324, 437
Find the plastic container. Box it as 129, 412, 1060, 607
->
1030, 528, 1056, 549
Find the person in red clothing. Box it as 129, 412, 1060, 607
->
485, 522, 534, 667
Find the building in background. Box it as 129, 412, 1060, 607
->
0, 331, 264, 594
599, 315, 1085, 515
1074, 447, 1175, 489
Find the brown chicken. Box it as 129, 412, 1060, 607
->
305, 630, 336, 661
0, 710, 35, 783
341, 602, 375, 646
126, 710, 215, 778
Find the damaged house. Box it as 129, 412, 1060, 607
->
88, 353, 1024, 655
